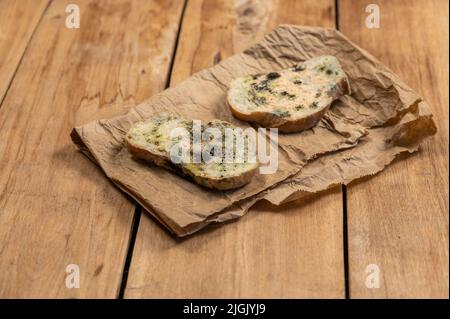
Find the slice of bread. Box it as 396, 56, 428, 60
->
227, 55, 350, 133
126, 115, 259, 190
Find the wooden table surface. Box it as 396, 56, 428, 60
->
0, 0, 448, 298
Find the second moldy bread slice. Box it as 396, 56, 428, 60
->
227, 55, 350, 133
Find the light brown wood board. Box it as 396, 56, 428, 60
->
0, 0, 185, 298
339, 0, 449, 298
124, 0, 346, 299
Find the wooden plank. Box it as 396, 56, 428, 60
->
125, 0, 345, 298
339, 0, 449, 298
0, 0, 49, 105
0, 0, 185, 298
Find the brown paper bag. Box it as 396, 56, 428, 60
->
71, 25, 436, 236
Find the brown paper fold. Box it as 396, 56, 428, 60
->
71, 25, 436, 236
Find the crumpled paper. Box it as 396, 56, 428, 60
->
71, 25, 436, 236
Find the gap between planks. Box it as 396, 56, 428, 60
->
0, 0, 52, 109
117, 0, 190, 299
335, 0, 350, 299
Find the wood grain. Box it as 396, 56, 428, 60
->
170, 0, 336, 85
125, 0, 345, 298
0, 0, 49, 104
0, 0, 185, 298
339, 0, 449, 298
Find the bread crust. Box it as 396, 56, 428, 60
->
227, 68, 350, 133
